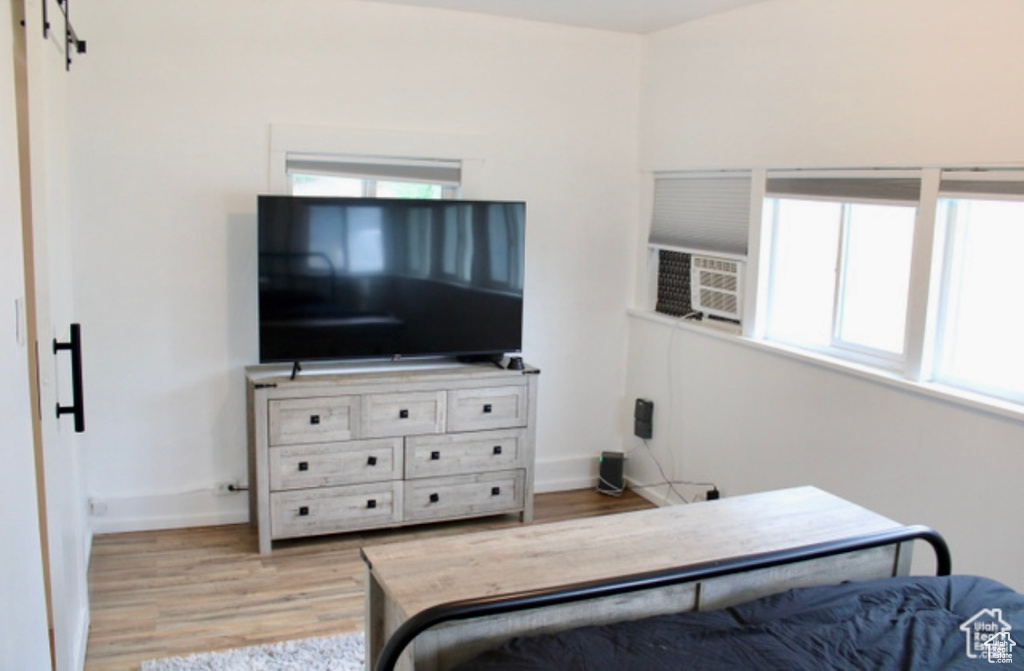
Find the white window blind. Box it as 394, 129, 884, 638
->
765, 175, 921, 203
286, 155, 462, 186
650, 173, 752, 257
938, 170, 1024, 199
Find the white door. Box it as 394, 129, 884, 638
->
0, 4, 53, 669
15, 1, 92, 668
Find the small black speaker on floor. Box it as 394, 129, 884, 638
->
597, 451, 624, 497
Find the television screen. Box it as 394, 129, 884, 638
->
257, 195, 525, 363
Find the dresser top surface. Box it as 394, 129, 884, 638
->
246, 360, 538, 389
360, 486, 902, 617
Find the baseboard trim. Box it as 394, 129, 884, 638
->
89, 488, 249, 535
92, 510, 250, 535
625, 475, 670, 506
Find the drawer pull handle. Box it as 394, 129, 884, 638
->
310, 415, 320, 425
367, 499, 377, 509
493, 445, 502, 455
298, 461, 309, 471
399, 409, 409, 419
491, 486, 501, 496
430, 451, 441, 461
429, 493, 439, 503
298, 506, 309, 516
367, 456, 378, 466
483, 404, 492, 414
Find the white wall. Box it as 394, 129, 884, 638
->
0, 11, 53, 670
68, 0, 641, 531
641, 0, 1024, 170
629, 0, 1024, 590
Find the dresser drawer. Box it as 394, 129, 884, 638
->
269, 438, 402, 491
447, 385, 528, 432
270, 482, 402, 540
405, 430, 524, 478
403, 471, 524, 523
363, 391, 446, 438
269, 396, 359, 446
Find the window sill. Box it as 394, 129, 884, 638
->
627, 308, 742, 337
627, 309, 1024, 425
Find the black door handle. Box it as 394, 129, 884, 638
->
53, 323, 85, 433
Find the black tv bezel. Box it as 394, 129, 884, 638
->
256, 195, 525, 365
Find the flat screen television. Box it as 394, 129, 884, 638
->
257, 195, 526, 363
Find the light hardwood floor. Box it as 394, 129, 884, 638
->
84, 489, 653, 671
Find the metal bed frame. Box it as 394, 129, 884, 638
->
373, 524, 951, 671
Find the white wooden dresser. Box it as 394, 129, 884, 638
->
246, 361, 538, 554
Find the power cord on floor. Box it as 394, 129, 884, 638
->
629, 480, 720, 503
630, 439, 718, 504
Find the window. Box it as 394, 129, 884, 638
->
932, 193, 1024, 402
834, 203, 915, 354
764, 197, 916, 364
286, 155, 461, 199
292, 174, 364, 197
292, 175, 447, 199
762, 174, 919, 367
746, 169, 1024, 406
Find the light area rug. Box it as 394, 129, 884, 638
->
140, 632, 365, 671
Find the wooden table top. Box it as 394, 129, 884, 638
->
360, 486, 902, 618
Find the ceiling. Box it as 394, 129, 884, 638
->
355, 0, 775, 34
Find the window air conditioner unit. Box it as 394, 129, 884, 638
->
690, 255, 743, 321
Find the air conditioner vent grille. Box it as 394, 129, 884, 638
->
696, 270, 737, 292
692, 256, 738, 273
698, 288, 739, 315
690, 255, 743, 321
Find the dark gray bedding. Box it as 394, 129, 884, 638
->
453, 576, 1024, 670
